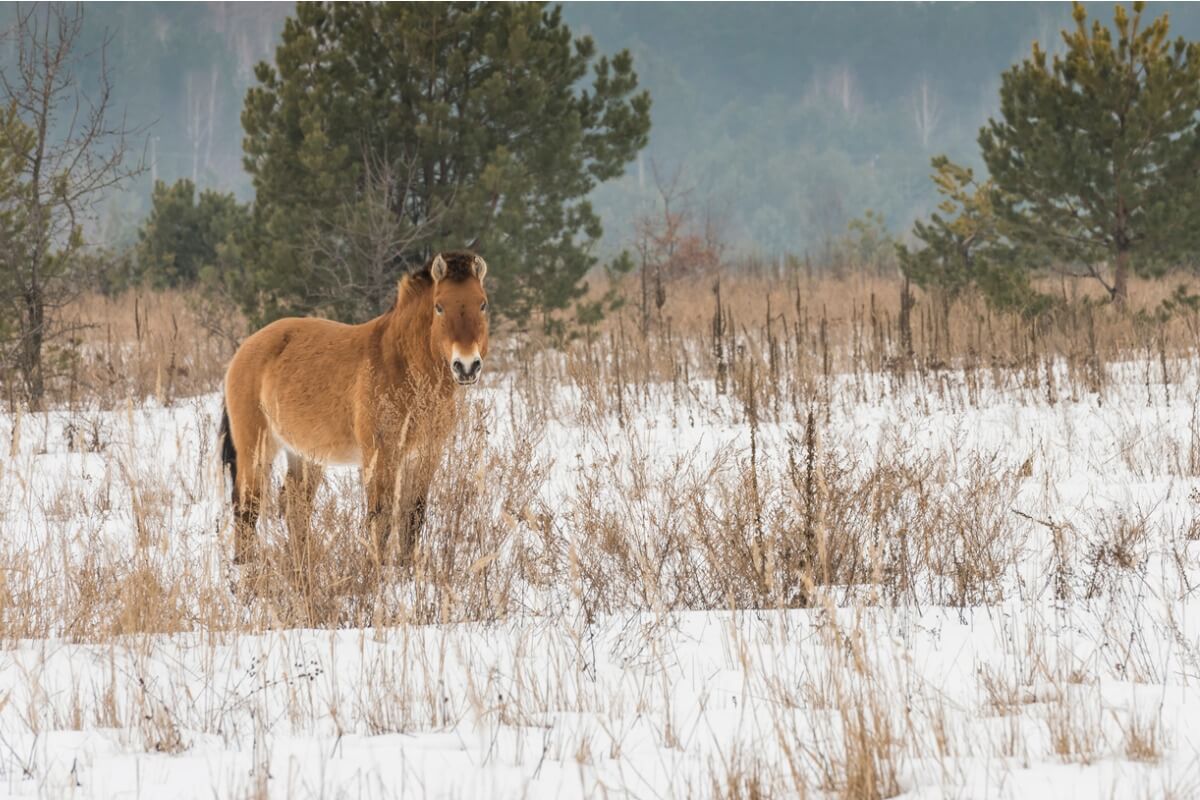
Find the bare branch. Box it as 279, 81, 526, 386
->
302, 152, 452, 319
0, 2, 146, 406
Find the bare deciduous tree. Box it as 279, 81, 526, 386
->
305, 154, 449, 321
633, 161, 725, 334
911, 76, 942, 150
183, 65, 218, 184
806, 65, 862, 123
0, 3, 144, 407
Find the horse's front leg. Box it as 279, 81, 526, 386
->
394, 442, 444, 567
397, 484, 430, 566
364, 451, 396, 569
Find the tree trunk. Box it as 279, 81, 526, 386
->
939, 290, 952, 359
898, 274, 914, 360
21, 284, 45, 409
1112, 250, 1129, 307
639, 254, 650, 335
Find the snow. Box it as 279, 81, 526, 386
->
2, 357, 1200, 798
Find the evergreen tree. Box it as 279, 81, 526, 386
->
239, 2, 651, 326
899, 157, 1052, 317
135, 179, 250, 288
980, 2, 1200, 305
843, 210, 898, 274
0, 104, 34, 373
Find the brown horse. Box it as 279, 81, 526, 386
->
218, 251, 490, 571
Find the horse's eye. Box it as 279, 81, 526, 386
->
481, 301, 488, 312
435, 304, 444, 315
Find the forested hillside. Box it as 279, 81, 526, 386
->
567, 2, 1200, 255
9, 1, 1200, 256
0, 3, 290, 244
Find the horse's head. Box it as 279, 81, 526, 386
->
428, 251, 490, 385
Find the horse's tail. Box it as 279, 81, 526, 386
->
219, 403, 237, 504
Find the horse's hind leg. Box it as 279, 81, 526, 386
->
283, 452, 323, 577
229, 409, 277, 564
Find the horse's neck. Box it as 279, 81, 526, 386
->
375, 294, 450, 394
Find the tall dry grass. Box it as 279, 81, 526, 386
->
1, 266, 1198, 795
6, 269, 1200, 630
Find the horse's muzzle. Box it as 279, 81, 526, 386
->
452, 356, 483, 385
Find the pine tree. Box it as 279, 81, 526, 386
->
980, 1, 1200, 305
898, 156, 1051, 325
0, 104, 34, 383
239, 2, 651, 327
135, 179, 250, 288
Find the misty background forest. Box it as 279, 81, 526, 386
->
3, 0, 1200, 413
4, 0, 1200, 410
20, 2, 1200, 257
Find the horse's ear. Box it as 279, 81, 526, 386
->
472, 255, 487, 282
430, 254, 448, 282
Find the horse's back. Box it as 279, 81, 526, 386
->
225, 316, 369, 465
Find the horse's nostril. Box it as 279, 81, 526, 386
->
452, 357, 481, 381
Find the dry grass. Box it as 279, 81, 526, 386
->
2, 267, 1200, 795
2, 272, 1194, 628
2, 289, 245, 411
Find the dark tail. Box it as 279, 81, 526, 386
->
219, 403, 238, 505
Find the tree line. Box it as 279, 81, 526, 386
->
4, 1, 1200, 408
1, 2, 650, 407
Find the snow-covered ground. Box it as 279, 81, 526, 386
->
2, 358, 1200, 798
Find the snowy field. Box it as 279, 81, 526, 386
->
2, 354, 1200, 798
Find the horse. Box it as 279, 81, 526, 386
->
218, 251, 490, 573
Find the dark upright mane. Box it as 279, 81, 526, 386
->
410, 251, 480, 283
392, 251, 481, 312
